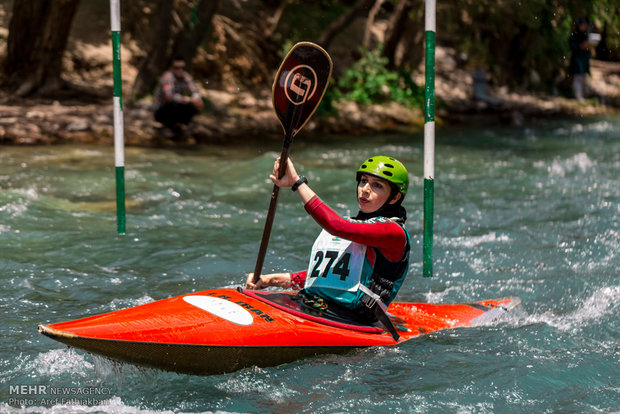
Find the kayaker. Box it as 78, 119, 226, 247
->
246, 155, 410, 335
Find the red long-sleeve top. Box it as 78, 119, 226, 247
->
290, 196, 408, 289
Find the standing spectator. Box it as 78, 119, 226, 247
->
568, 18, 592, 103
154, 57, 204, 138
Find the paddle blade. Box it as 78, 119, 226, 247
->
272, 42, 333, 139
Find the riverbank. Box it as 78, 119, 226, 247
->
1, 52, 618, 146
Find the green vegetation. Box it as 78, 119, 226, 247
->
333, 46, 424, 108
440, 0, 619, 89
2, 0, 618, 104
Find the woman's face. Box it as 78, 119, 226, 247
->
357, 174, 399, 213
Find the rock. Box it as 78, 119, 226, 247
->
94, 114, 112, 124
25, 110, 47, 119
67, 120, 91, 132
0, 117, 19, 126
7, 123, 44, 144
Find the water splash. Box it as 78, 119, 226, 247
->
440, 232, 512, 248
514, 285, 619, 332
107, 295, 154, 311
558, 152, 594, 174
0, 187, 39, 218
535, 152, 595, 177
33, 349, 94, 378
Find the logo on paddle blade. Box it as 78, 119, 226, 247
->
283, 65, 317, 106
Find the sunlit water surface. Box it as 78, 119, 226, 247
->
1, 116, 618, 413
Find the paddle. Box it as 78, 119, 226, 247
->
252, 42, 333, 284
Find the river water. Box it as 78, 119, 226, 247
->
0, 116, 618, 413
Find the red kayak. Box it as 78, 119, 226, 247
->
39, 288, 520, 375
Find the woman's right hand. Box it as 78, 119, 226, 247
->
270, 157, 299, 188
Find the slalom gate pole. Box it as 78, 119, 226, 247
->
110, 0, 126, 235
423, 0, 436, 277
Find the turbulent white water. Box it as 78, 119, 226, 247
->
1, 116, 619, 413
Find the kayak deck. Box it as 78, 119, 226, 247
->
39, 288, 520, 375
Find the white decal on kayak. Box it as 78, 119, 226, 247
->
183, 295, 253, 326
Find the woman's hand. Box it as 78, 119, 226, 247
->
245, 272, 292, 290
270, 157, 300, 188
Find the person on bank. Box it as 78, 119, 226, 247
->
245, 155, 411, 336
153, 57, 204, 137
569, 17, 592, 103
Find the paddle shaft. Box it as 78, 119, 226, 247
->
252, 138, 292, 283
251, 41, 332, 285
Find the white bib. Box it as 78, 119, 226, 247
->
304, 229, 367, 293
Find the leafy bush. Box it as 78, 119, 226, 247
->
334, 46, 424, 109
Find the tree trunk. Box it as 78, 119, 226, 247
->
131, 0, 219, 100
265, 0, 292, 40
170, 0, 220, 68
131, 0, 176, 99
4, 0, 81, 96
382, 0, 412, 69
317, 0, 376, 50
363, 0, 387, 49
397, 1, 425, 70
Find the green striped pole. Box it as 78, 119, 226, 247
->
110, 0, 126, 235
423, 0, 436, 277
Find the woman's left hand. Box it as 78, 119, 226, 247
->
245, 272, 292, 290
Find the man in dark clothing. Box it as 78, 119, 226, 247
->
154, 57, 204, 138
569, 18, 592, 102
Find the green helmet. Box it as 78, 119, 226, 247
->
356, 155, 409, 195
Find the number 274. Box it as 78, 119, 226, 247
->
310, 251, 351, 280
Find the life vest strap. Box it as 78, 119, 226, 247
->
359, 285, 400, 342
